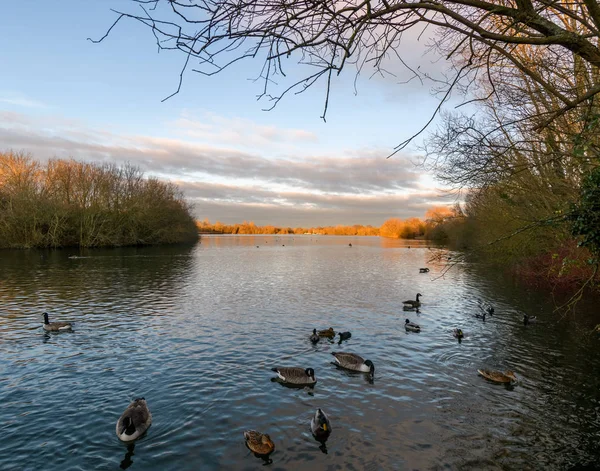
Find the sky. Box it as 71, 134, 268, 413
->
0, 1, 457, 227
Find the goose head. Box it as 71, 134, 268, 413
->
364, 360, 375, 377
416, 293, 422, 301
43, 312, 49, 325
122, 416, 136, 436
305, 368, 316, 382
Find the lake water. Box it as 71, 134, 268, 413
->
1, 235, 599, 470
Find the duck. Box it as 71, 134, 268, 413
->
42, 312, 73, 332
477, 369, 518, 384
116, 398, 152, 442
419, 268, 430, 273
486, 306, 495, 315
405, 319, 421, 332
453, 328, 464, 340
311, 408, 332, 440
317, 327, 335, 338
331, 352, 375, 378
244, 430, 275, 456
402, 293, 422, 308
337, 331, 352, 342
309, 329, 320, 344
523, 314, 537, 325
348, 243, 352, 247
271, 367, 317, 385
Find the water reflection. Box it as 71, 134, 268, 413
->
119, 443, 135, 470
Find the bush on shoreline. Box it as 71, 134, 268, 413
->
0, 151, 199, 248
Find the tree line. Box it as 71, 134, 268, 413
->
0, 151, 198, 248
197, 207, 453, 239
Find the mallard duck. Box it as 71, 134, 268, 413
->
331, 352, 375, 378
318, 327, 335, 338
453, 328, 464, 339
42, 312, 73, 332
477, 369, 517, 384
419, 268, 430, 273
311, 408, 332, 440
271, 367, 316, 385
523, 314, 537, 325
244, 430, 275, 456
116, 398, 152, 442
338, 331, 351, 341
309, 329, 320, 344
405, 319, 421, 332
403, 293, 422, 308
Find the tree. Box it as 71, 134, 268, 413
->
95, 1, 600, 147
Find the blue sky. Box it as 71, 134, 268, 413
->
0, 1, 456, 227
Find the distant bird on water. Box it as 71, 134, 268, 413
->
523, 314, 537, 325
116, 398, 152, 442
331, 352, 375, 379
42, 312, 72, 332
271, 367, 317, 385
403, 293, 422, 308
405, 319, 421, 332
310, 329, 320, 344
337, 331, 352, 343
419, 268, 430, 273
311, 408, 332, 440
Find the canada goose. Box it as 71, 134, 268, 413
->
338, 331, 352, 341
523, 314, 537, 325
116, 398, 152, 442
244, 430, 275, 456
331, 352, 375, 378
405, 319, 421, 332
311, 408, 332, 440
477, 369, 518, 384
453, 328, 464, 340
317, 327, 335, 338
403, 293, 422, 308
271, 367, 317, 385
310, 329, 320, 344
42, 312, 73, 332
475, 312, 486, 321
419, 268, 430, 273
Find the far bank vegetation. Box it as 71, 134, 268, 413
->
197, 206, 453, 239
0, 151, 198, 248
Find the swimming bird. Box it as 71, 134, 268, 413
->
338, 331, 352, 342
244, 430, 275, 456
271, 367, 317, 385
523, 314, 537, 325
486, 306, 495, 315
402, 293, 422, 308
310, 329, 320, 344
311, 408, 332, 440
475, 311, 486, 321
42, 312, 73, 332
453, 328, 464, 340
331, 352, 375, 378
405, 319, 421, 332
317, 327, 335, 338
477, 369, 518, 384
349, 243, 352, 247
116, 398, 152, 442
419, 268, 430, 273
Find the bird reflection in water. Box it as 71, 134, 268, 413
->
270, 377, 316, 395
119, 443, 135, 470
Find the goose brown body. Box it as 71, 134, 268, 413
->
116, 398, 152, 442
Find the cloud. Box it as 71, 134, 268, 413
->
0, 92, 46, 109
0, 109, 451, 225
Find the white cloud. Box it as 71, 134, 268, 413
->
0, 109, 451, 226
0, 92, 46, 109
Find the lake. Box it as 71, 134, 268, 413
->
1, 235, 599, 470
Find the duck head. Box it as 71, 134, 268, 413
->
315, 408, 330, 431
